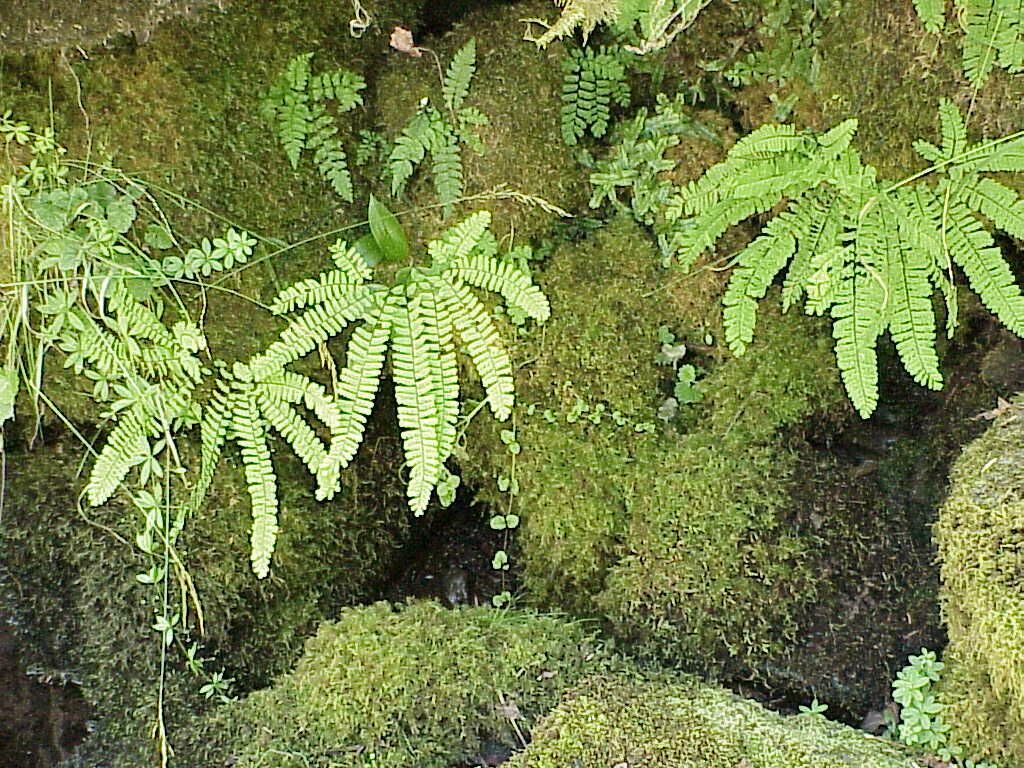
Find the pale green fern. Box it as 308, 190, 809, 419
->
389, 39, 487, 216
192, 207, 549, 575
670, 100, 1024, 417
561, 46, 631, 145
914, 0, 1024, 86
532, 0, 710, 54
262, 53, 366, 202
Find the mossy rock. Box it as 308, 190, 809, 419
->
507, 671, 919, 767
373, 0, 582, 247
179, 600, 609, 768
0, 411, 413, 765
461, 214, 845, 670
935, 395, 1024, 764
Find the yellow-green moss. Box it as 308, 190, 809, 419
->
508, 671, 919, 768
462, 215, 844, 669
374, 0, 583, 246
182, 601, 609, 768
935, 396, 1024, 764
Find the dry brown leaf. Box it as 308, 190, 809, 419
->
389, 26, 422, 57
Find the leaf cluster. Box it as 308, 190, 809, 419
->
389, 39, 488, 216
671, 100, 1024, 417
261, 53, 366, 202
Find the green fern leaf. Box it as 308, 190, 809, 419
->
959, 175, 1024, 239
443, 39, 477, 114
782, 192, 845, 311
430, 123, 464, 214
938, 99, 968, 161
389, 110, 436, 197
963, 0, 1006, 87
943, 195, 1024, 334
453, 253, 552, 322
561, 47, 630, 146
722, 216, 798, 355
255, 370, 329, 476
229, 391, 279, 579
428, 210, 492, 263
388, 288, 445, 515
831, 256, 886, 419
914, 0, 946, 33
534, 0, 619, 47
86, 406, 152, 506
970, 135, 1024, 172
445, 281, 515, 420
189, 381, 232, 516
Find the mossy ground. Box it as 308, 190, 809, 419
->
936, 398, 1024, 764
508, 670, 920, 768
178, 601, 610, 768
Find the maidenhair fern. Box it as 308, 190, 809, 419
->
531, 0, 711, 54
191, 202, 549, 575
914, 0, 1024, 86
561, 46, 631, 145
670, 100, 1024, 417
262, 53, 366, 202
389, 39, 487, 216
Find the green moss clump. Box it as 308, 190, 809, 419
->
507, 671, 919, 768
181, 601, 608, 768
462, 215, 844, 669
374, 0, 583, 246
0, 419, 412, 765
935, 397, 1024, 764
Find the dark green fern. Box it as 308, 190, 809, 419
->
388, 39, 487, 216
561, 46, 632, 146
262, 53, 366, 202
670, 100, 1024, 417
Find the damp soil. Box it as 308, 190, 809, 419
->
0, 621, 90, 768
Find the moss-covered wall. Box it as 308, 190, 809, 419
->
509, 671, 919, 768
936, 396, 1024, 764
461, 213, 845, 671
179, 601, 609, 768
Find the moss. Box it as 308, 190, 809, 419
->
180, 600, 609, 768
0, 408, 413, 764
374, 0, 583, 247
507, 671, 919, 768
461, 214, 844, 669
935, 396, 1024, 764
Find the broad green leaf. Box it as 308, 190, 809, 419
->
368, 194, 408, 263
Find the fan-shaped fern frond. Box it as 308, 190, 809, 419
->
915, 0, 1024, 85
670, 101, 1024, 416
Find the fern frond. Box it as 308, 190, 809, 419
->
310, 69, 366, 110
277, 94, 312, 169
388, 289, 445, 515
428, 210, 492, 263
329, 239, 373, 282
970, 135, 1024, 172
943, 195, 1024, 334
938, 98, 968, 160
430, 123, 464, 214
722, 215, 798, 356
560, 47, 630, 146
674, 196, 785, 269
422, 279, 461, 493
389, 110, 437, 197
453, 253, 552, 322
963, 0, 1006, 87
959, 175, 1024, 239
914, 0, 946, 32
229, 391, 279, 579
259, 288, 375, 370
831, 255, 886, 419
888, 201, 943, 390
86, 405, 152, 506
325, 301, 390, 478
782, 192, 845, 311
254, 370, 329, 476
310, 123, 354, 202
443, 39, 477, 114
189, 380, 232, 516
444, 281, 515, 420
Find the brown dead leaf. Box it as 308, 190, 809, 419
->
389, 26, 422, 57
